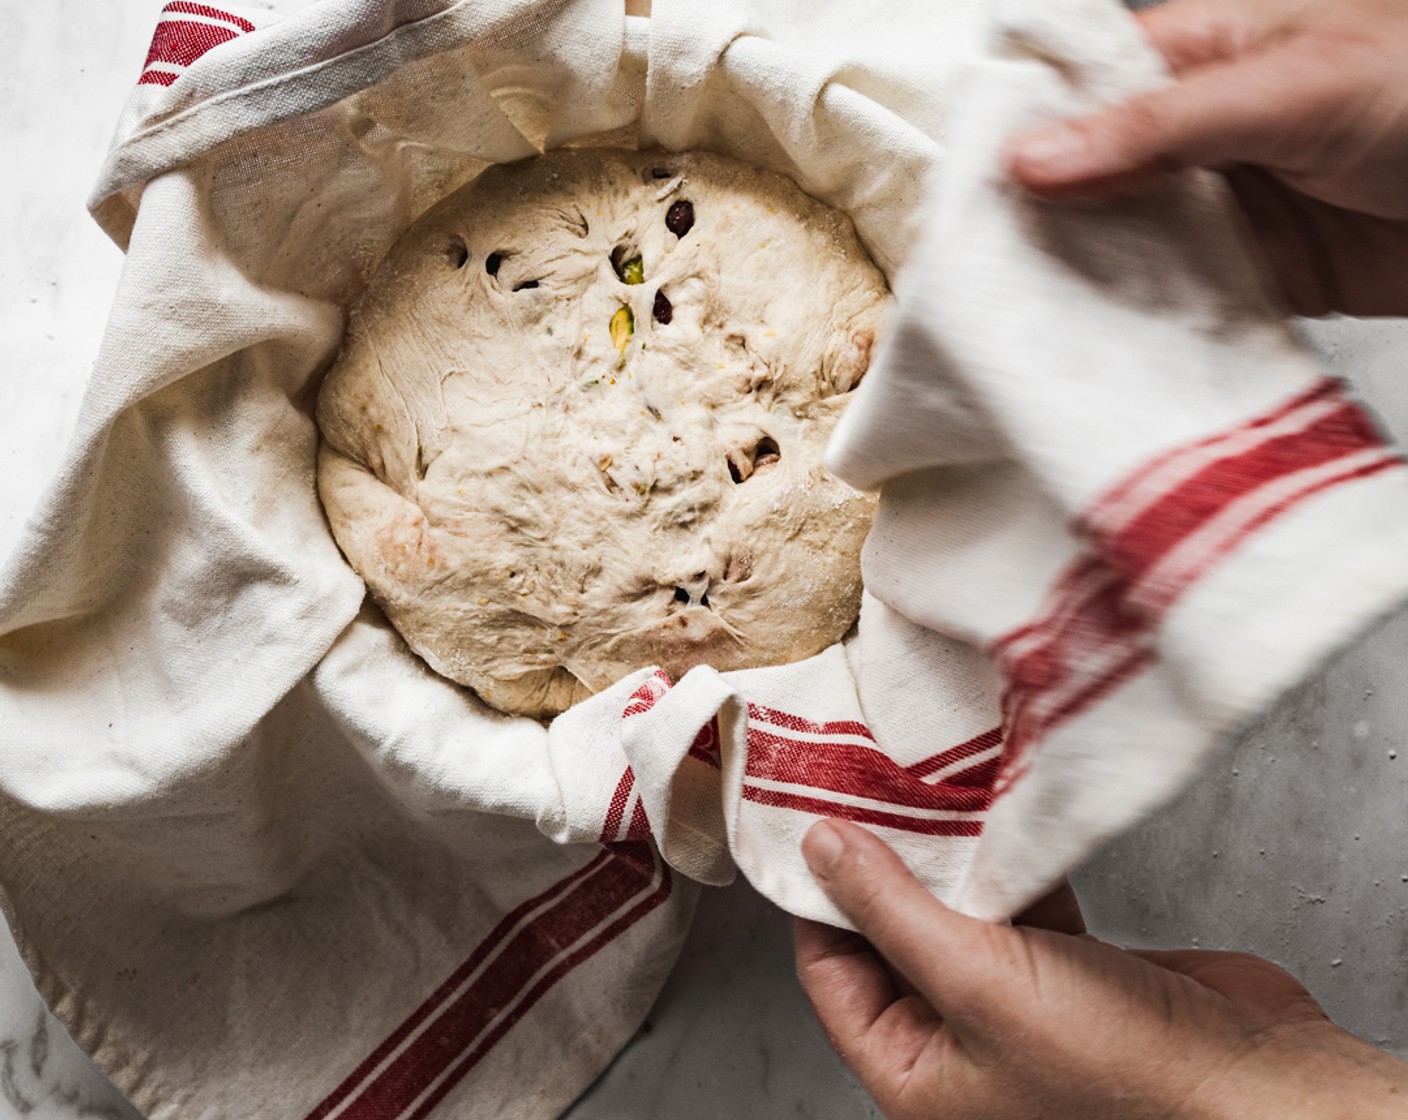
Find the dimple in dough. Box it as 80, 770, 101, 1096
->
316, 148, 889, 719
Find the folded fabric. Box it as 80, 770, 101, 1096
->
827, 0, 1408, 917
5, 0, 1408, 1118
0, 1, 972, 1117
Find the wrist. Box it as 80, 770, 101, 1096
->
1207, 1023, 1408, 1120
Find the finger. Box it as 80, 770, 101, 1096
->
1007, 45, 1331, 199
1126, 947, 1227, 974
1012, 879, 1085, 935
801, 819, 1018, 1025
794, 918, 942, 1086
1128, 947, 1320, 1008
794, 917, 898, 1048
1135, 0, 1271, 76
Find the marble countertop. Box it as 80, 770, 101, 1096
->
4, 3, 1408, 1118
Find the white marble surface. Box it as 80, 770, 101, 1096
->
4, 3, 1408, 1119
1, 8, 154, 1115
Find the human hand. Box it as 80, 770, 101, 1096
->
1005, 0, 1408, 316
795, 819, 1408, 1119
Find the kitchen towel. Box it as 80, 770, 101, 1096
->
4, 0, 1408, 1118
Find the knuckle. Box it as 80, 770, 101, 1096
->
957, 922, 1033, 1005
1104, 96, 1176, 161
1221, 950, 1298, 982
973, 915, 1019, 964
840, 865, 891, 928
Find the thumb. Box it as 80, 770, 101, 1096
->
801, 820, 1024, 1027
1007, 49, 1322, 199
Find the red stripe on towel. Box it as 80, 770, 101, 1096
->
143, 20, 240, 69
1099, 401, 1387, 586
1090, 378, 1343, 528
307, 847, 670, 1120
161, 2, 255, 31
992, 379, 1402, 791
305, 851, 613, 1120
746, 729, 991, 813
401, 845, 671, 1120
908, 726, 1003, 779
747, 703, 874, 741
742, 786, 983, 836
600, 768, 636, 844
622, 670, 671, 719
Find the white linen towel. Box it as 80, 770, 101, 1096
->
3, 1, 1407, 1118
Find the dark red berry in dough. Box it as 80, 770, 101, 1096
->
665, 200, 694, 237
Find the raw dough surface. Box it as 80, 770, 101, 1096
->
317, 148, 887, 718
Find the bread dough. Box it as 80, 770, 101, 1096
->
316, 148, 888, 718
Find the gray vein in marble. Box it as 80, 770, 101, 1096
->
2, 1035, 38, 1116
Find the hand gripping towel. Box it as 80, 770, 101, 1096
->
4, 1, 1408, 1118
827, 0, 1408, 918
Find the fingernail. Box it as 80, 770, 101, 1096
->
1012, 124, 1095, 178
803, 821, 847, 874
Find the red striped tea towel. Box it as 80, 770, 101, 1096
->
5, 0, 1408, 1116
137, 2, 258, 89
546, 633, 1003, 922
0, 0, 989, 1117
827, 0, 1408, 918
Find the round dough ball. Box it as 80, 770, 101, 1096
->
317, 148, 887, 719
